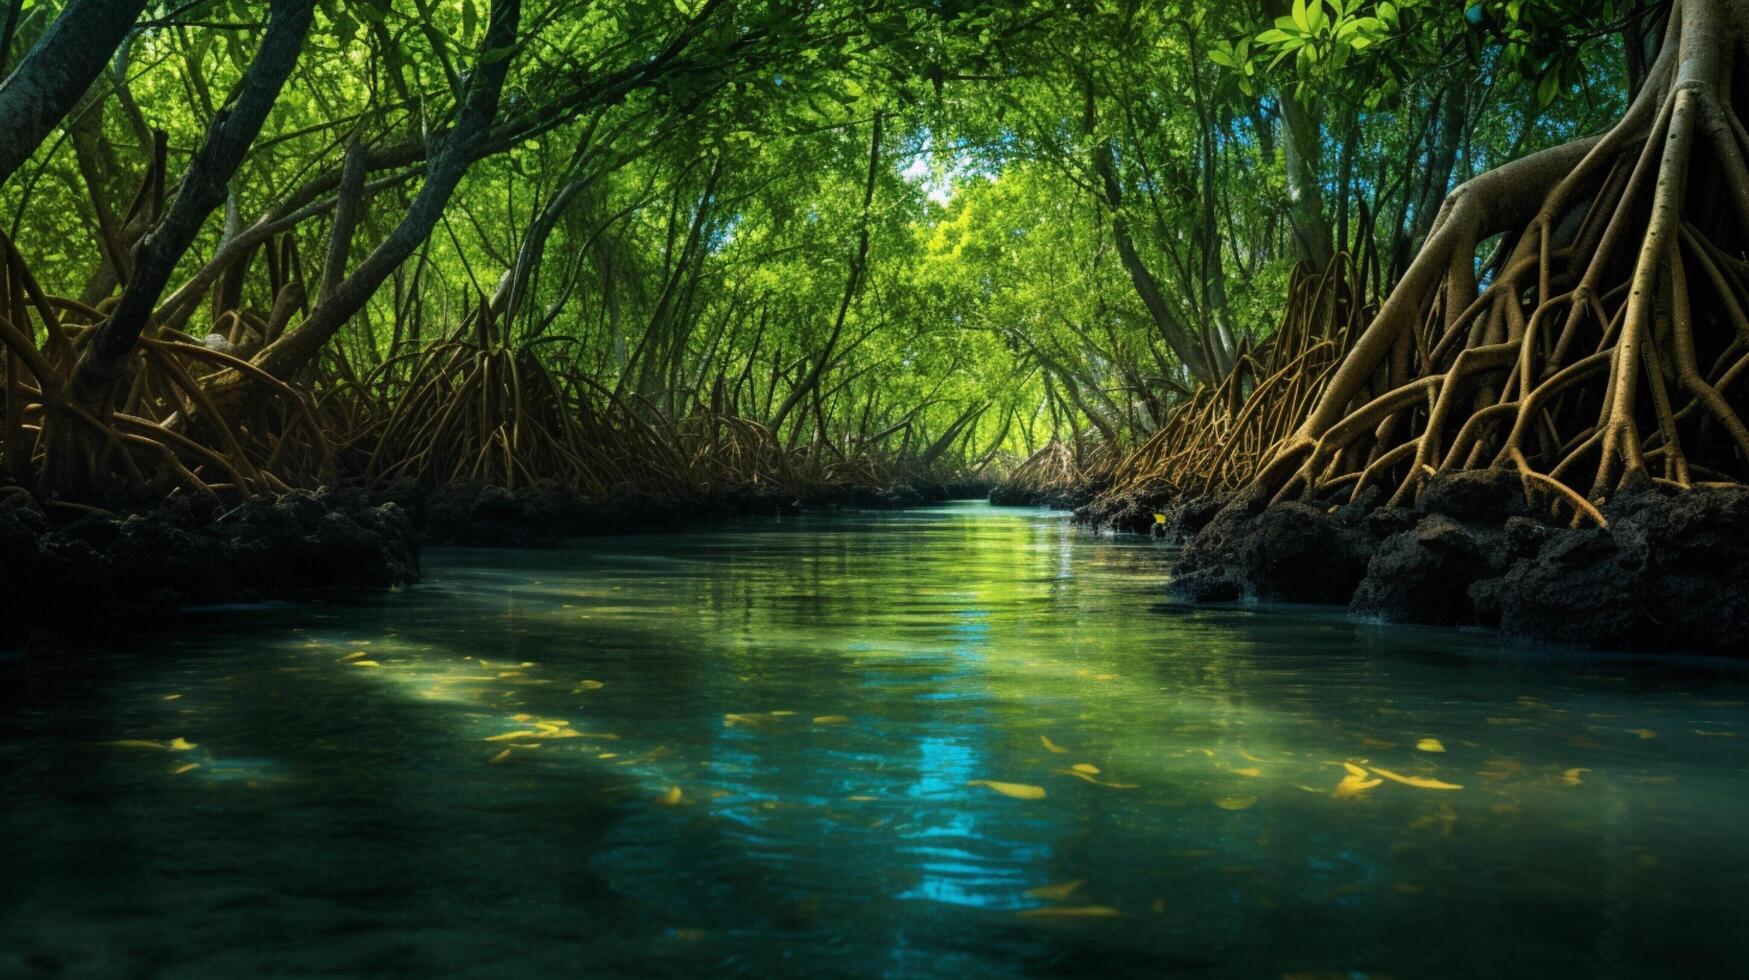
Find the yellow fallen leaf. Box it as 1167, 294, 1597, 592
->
1025, 879, 1084, 900
768, 710, 796, 717
1231, 767, 1262, 778
350, 660, 382, 668
1627, 728, 1657, 740
1016, 905, 1121, 918
1070, 763, 1100, 775
1561, 767, 1589, 785
162, 694, 182, 702
812, 715, 850, 725
967, 779, 1047, 800
574, 680, 606, 691
1369, 766, 1462, 790
1416, 738, 1446, 753
489, 748, 512, 764
167, 737, 198, 752
108, 739, 168, 750
657, 786, 684, 806
1334, 774, 1382, 797
1040, 735, 1070, 754
1342, 762, 1368, 777
339, 651, 368, 662
485, 730, 541, 742
171, 763, 200, 776
597, 753, 618, 759
1213, 796, 1257, 810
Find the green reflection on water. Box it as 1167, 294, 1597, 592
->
3, 502, 1747, 978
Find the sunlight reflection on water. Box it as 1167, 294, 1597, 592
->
3, 502, 1748, 978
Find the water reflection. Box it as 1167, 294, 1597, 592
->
2, 503, 1747, 977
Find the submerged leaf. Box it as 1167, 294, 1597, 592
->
1040, 735, 1070, 754
1561, 767, 1589, 785
812, 715, 850, 725
967, 779, 1047, 800
574, 680, 606, 691
1416, 738, 1446, 753
1213, 796, 1257, 810
1334, 774, 1382, 797
339, 651, 368, 662
1025, 879, 1085, 900
489, 748, 512, 764
657, 785, 684, 806
485, 730, 541, 742
1017, 905, 1121, 918
170, 763, 200, 776
350, 660, 382, 668
167, 737, 198, 752
108, 740, 169, 750
1070, 763, 1100, 775
1370, 766, 1462, 790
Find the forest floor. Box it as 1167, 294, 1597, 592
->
992, 473, 1749, 656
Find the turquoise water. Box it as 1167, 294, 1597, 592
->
3, 502, 1747, 978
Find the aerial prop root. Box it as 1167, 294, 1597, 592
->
1251, 4, 1749, 524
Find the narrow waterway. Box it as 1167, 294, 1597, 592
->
4, 503, 1746, 978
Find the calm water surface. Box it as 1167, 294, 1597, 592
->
4, 503, 1748, 978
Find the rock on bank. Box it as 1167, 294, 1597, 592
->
1168, 471, 1749, 654
2, 489, 418, 643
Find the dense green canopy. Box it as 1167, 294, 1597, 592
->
0, 0, 1665, 502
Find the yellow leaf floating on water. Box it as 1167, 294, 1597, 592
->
574, 680, 605, 691
109, 739, 169, 750
1561, 767, 1589, 785
1040, 735, 1070, 754
813, 715, 850, 725
1025, 879, 1084, 900
171, 763, 200, 776
339, 651, 368, 663
1213, 796, 1257, 810
349, 660, 382, 668
1070, 763, 1100, 775
1017, 905, 1121, 919
1416, 738, 1446, 753
485, 730, 541, 742
162, 694, 182, 702
1369, 766, 1462, 790
167, 737, 197, 751
1342, 762, 1368, 778
657, 786, 684, 806
1231, 767, 1262, 778
967, 779, 1047, 800
1334, 774, 1382, 797
768, 710, 796, 717
489, 748, 512, 764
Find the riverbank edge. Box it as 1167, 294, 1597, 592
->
1, 479, 993, 645
993, 471, 1749, 656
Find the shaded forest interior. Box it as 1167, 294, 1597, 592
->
4, 0, 1738, 533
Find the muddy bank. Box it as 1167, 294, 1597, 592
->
1165, 471, 1749, 655
3, 478, 994, 643
387, 478, 994, 547
2, 489, 419, 645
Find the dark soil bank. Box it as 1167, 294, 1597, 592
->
2, 489, 419, 644
388, 478, 994, 547
3, 479, 995, 643
1168, 470, 1749, 655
